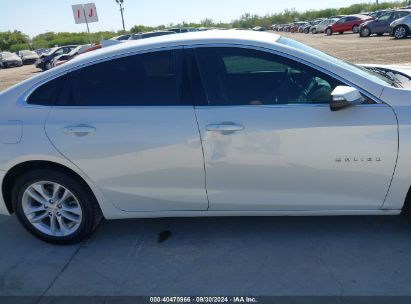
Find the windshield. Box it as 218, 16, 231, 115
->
21, 50, 35, 56
277, 37, 395, 87
1, 52, 15, 59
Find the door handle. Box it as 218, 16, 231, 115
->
206, 123, 244, 133
63, 125, 96, 134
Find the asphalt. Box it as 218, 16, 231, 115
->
1, 214, 411, 297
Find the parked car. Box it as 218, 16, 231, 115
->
109, 34, 131, 41
360, 10, 411, 37
129, 31, 176, 40
311, 18, 340, 34
34, 48, 50, 56
325, 15, 373, 35
289, 22, 307, 33
18, 50, 40, 65
0, 52, 23, 68
390, 14, 411, 39
167, 28, 198, 33
297, 22, 310, 33
0, 31, 411, 244
252, 26, 266, 31
35, 46, 77, 71
51, 44, 100, 68
302, 19, 324, 34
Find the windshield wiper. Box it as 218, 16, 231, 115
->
365, 67, 403, 88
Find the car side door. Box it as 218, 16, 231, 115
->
190, 46, 398, 211
44, 48, 208, 212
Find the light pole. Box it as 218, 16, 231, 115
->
115, 0, 126, 32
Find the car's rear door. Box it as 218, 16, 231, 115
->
190, 46, 398, 211
45, 48, 208, 212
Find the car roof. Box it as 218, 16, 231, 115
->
55, 31, 281, 71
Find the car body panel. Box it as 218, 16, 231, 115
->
194, 104, 397, 211
329, 15, 372, 33
0, 31, 410, 218
45, 106, 209, 212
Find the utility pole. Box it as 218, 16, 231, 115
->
115, 0, 126, 32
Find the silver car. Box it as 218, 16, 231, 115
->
310, 18, 340, 34
391, 14, 411, 38
0, 31, 410, 244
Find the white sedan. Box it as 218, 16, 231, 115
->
0, 31, 410, 244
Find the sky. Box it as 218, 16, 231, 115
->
0, 0, 401, 37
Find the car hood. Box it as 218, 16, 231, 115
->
22, 54, 39, 60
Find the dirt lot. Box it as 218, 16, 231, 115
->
1, 32, 410, 92
279, 31, 411, 65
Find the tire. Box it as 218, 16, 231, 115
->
360, 27, 371, 37
12, 169, 102, 245
326, 28, 333, 36
44, 62, 52, 71
393, 25, 409, 39
304, 28, 309, 34
352, 25, 360, 33
311, 28, 317, 34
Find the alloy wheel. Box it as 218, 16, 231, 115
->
394, 26, 407, 39
21, 181, 83, 237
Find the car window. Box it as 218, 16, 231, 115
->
195, 47, 342, 106
27, 75, 67, 106
379, 13, 393, 21
395, 11, 410, 19
59, 50, 182, 107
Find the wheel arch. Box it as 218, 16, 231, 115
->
2, 160, 101, 215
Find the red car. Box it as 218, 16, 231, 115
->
325, 15, 373, 35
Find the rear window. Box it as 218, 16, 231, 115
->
27, 75, 67, 106
59, 50, 182, 107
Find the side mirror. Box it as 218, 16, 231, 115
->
330, 86, 363, 112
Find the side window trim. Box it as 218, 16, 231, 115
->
185, 44, 381, 105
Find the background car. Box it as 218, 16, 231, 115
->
311, 18, 340, 34
35, 45, 77, 71
302, 19, 324, 34
51, 44, 101, 67
252, 26, 266, 31
0, 51, 22, 68
390, 14, 411, 38
129, 31, 176, 40
17, 50, 40, 65
325, 14, 373, 35
360, 10, 411, 37
109, 34, 131, 41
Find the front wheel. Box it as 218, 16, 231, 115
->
360, 27, 371, 37
393, 25, 409, 39
311, 28, 317, 34
12, 169, 102, 244
326, 28, 333, 36
304, 28, 309, 34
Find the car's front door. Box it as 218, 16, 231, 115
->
191, 46, 398, 211
45, 49, 208, 212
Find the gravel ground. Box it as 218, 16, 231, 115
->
1, 32, 410, 93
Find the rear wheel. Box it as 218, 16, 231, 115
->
393, 25, 409, 39
360, 26, 371, 37
352, 25, 360, 33
12, 169, 102, 245
304, 28, 309, 34
326, 28, 333, 36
